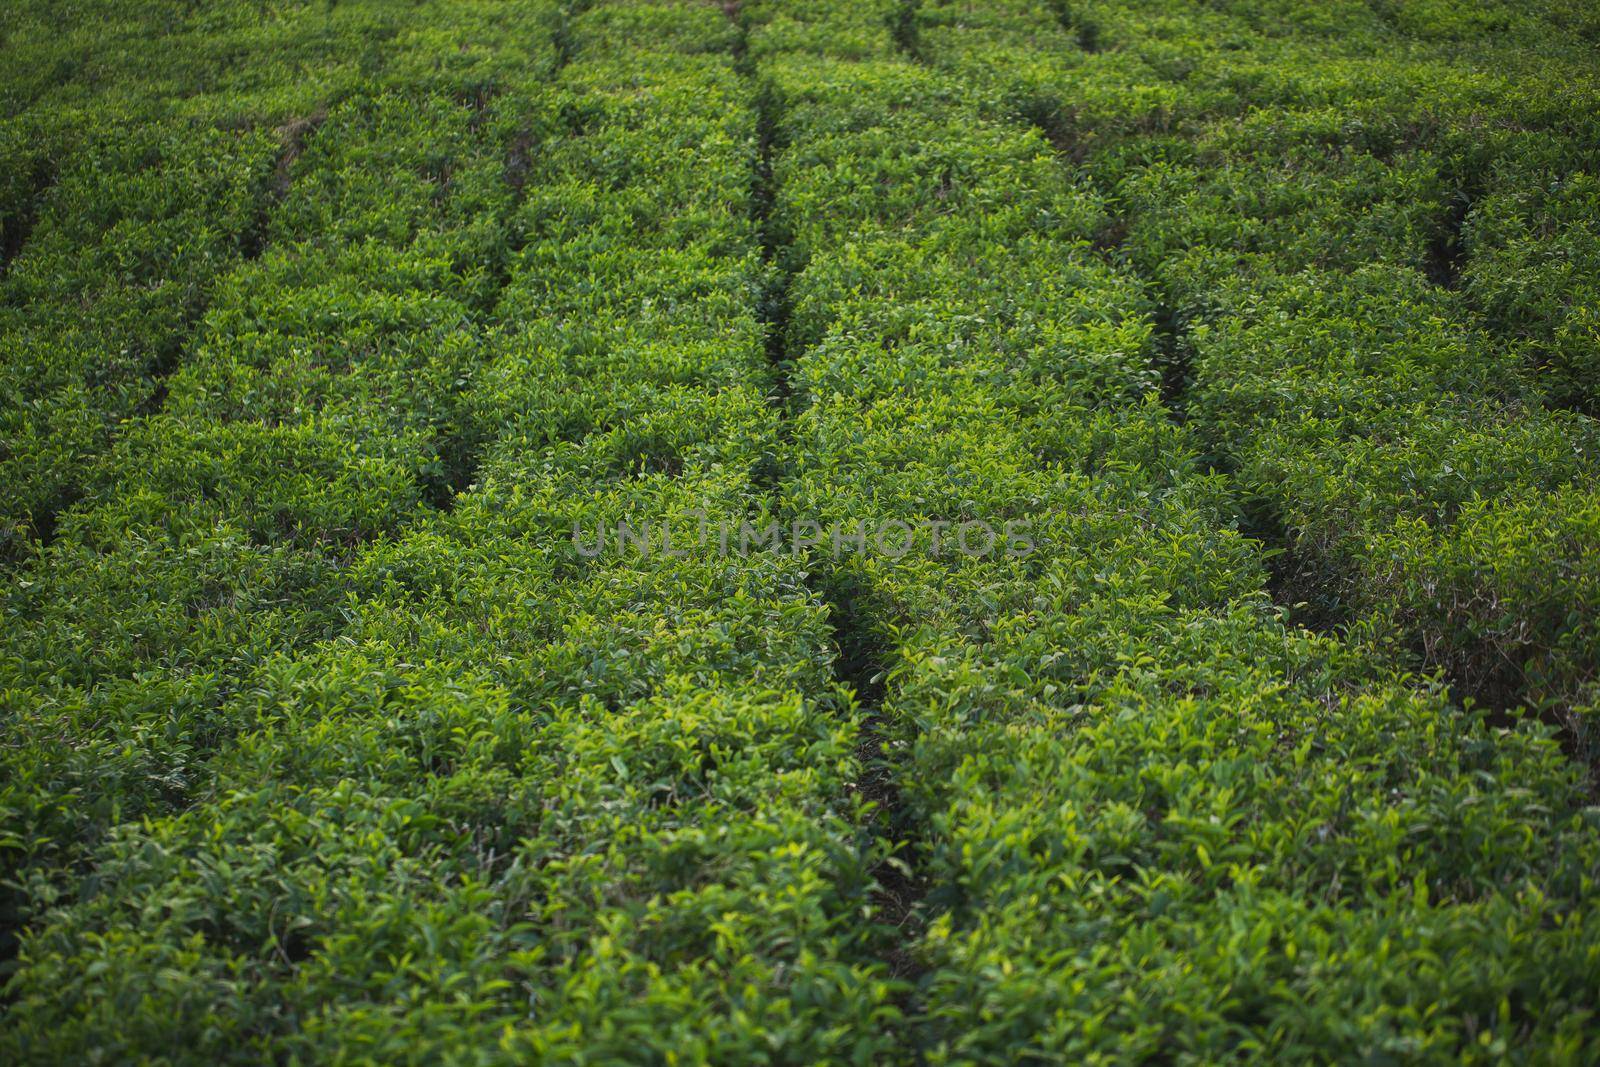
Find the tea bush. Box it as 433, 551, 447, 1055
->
3, 0, 1598, 1062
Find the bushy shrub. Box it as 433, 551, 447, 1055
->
5, 0, 1598, 1061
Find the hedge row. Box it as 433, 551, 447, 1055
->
4, 0, 1597, 1061
0, 0, 567, 558
5, 2, 899, 1060
2, 0, 565, 999
755, 0, 1600, 1060
1107, 0, 1600, 739
900, 0, 1600, 746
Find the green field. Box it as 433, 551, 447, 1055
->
3, 0, 1599, 1061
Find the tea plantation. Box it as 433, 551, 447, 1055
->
3, 0, 1599, 1061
